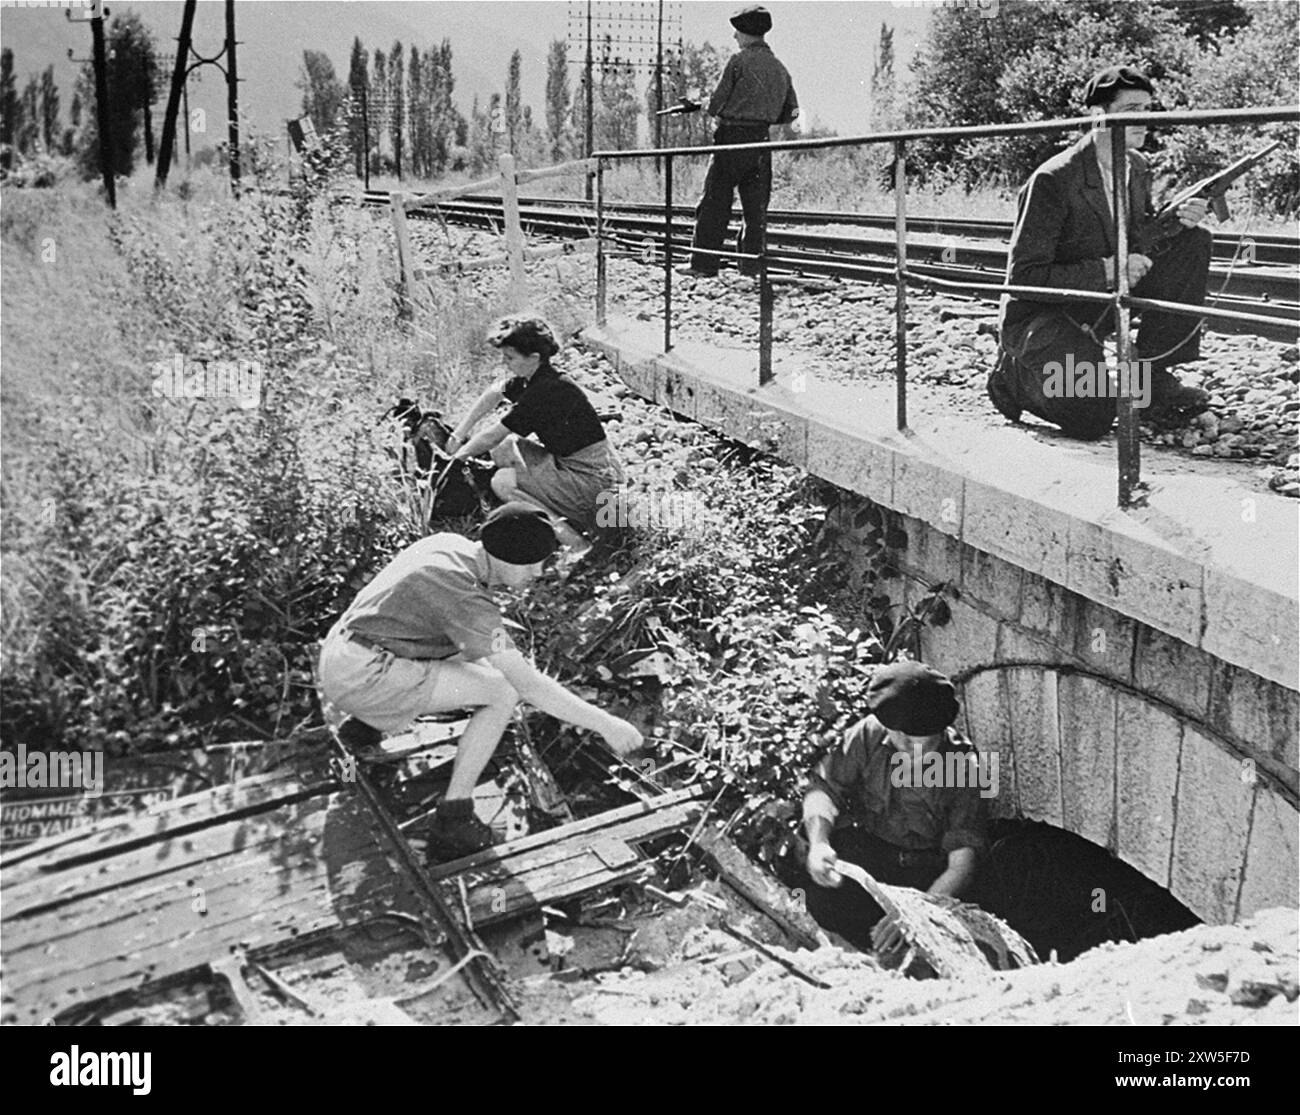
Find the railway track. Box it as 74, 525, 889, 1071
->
362, 190, 1300, 340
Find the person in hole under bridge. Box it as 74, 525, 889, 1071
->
801, 660, 990, 957
445, 315, 624, 554
318, 502, 642, 862
987, 64, 1214, 439
681, 4, 799, 280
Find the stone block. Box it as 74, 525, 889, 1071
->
1201, 567, 1299, 692
897, 515, 962, 585
657, 363, 698, 420
1237, 787, 1300, 917
892, 449, 964, 541
690, 377, 807, 467
1068, 595, 1137, 686
1065, 510, 1203, 648
997, 622, 1069, 668
959, 670, 1016, 820
1019, 575, 1073, 644
960, 546, 1024, 624
921, 598, 1000, 682
1114, 693, 1180, 889
1132, 625, 1213, 723
1003, 665, 1063, 827
1206, 661, 1299, 766
613, 353, 660, 403
1170, 727, 1254, 924
963, 475, 1070, 586
805, 417, 894, 506
1057, 673, 1117, 851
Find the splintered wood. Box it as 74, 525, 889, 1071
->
833, 861, 1038, 980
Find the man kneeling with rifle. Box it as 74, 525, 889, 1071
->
989, 65, 1224, 439
319, 504, 642, 861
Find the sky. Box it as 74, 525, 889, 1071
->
0, 0, 935, 145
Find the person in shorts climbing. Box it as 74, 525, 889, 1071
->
445, 315, 623, 551
318, 502, 642, 861
801, 660, 989, 957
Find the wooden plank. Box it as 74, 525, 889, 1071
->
514, 158, 596, 186
4, 804, 394, 972
695, 825, 823, 951
439, 798, 701, 891
1, 792, 417, 1022
0, 768, 326, 882
428, 786, 707, 878
2, 790, 349, 915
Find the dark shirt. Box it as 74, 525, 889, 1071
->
343, 533, 514, 661
708, 42, 798, 126
807, 715, 990, 854
1001, 132, 1156, 334
501, 364, 607, 458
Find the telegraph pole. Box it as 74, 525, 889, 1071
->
225, 0, 240, 192
89, 5, 115, 207
584, 0, 594, 200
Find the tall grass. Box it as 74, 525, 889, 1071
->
0, 162, 584, 755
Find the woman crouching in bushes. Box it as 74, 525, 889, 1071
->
446, 315, 623, 550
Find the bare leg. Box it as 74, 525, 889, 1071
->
417, 660, 520, 801
490, 469, 588, 552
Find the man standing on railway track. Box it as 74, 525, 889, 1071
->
988, 65, 1213, 439
683, 5, 799, 279
318, 503, 642, 861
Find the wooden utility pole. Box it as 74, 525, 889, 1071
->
155, 0, 196, 189
224, 0, 240, 192
584, 0, 593, 200
90, 6, 115, 208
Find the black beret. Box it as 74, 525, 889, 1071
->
866, 660, 959, 737
480, 502, 558, 566
730, 5, 772, 35
1083, 65, 1154, 108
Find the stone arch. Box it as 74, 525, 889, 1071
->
950, 662, 1298, 925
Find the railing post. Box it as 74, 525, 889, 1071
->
664, 154, 674, 353
758, 240, 774, 386
1111, 124, 1141, 508
894, 140, 908, 431
499, 152, 527, 301
595, 158, 607, 326
390, 190, 416, 318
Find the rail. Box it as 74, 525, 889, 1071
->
592, 105, 1300, 509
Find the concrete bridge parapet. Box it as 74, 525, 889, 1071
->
584, 316, 1299, 924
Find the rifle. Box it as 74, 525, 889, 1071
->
1147, 138, 1284, 252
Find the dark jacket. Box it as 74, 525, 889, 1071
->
1001, 132, 1157, 335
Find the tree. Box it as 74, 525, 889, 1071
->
870, 24, 897, 130
72, 10, 157, 177
430, 39, 455, 175
505, 50, 523, 155
650, 41, 722, 150
371, 49, 388, 166
1, 49, 17, 169
544, 39, 570, 162
347, 37, 369, 176
39, 65, 59, 153
407, 46, 424, 176
388, 42, 404, 179
906, 0, 1195, 188
299, 50, 345, 135
18, 77, 39, 155
1158, 0, 1251, 49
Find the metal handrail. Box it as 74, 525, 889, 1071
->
592, 104, 1299, 508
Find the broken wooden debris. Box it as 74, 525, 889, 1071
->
695, 825, 823, 951
834, 860, 1037, 980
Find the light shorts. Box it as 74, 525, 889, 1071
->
318, 625, 469, 735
